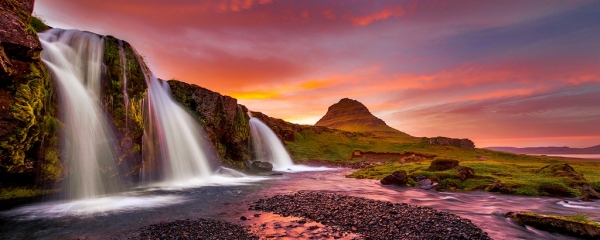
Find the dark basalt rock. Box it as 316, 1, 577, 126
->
507, 211, 600, 239
380, 170, 408, 186
454, 166, 475, 181
427, 158, 459, 171
250, 161, 273, 172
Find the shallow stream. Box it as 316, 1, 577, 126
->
1, 168, 598, 239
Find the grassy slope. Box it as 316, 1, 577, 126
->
285, 129, 600, 197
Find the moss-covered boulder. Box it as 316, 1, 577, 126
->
427, 158, 459, 171
507, 211, 600, 239
538, 163, 600, 200
380, 170, 408, 186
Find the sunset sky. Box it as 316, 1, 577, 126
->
34, 0, 600, 148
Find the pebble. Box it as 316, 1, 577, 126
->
250, 191, 491, 240
133, 218, 258, 239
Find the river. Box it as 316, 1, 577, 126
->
1, 168, 598, 239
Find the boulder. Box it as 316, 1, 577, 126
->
250, 161, 273, 172
538, 163, 600, 200
427, 158, 459, 171
380, 170, 408, 186
487, 180, 510, 193
454, 166, 475, 181
417, 178, 438, 190
507, 211, 600, 239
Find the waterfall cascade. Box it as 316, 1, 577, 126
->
140, 65, 215, 183
248, 116, 294, 171
39, 29, 122, 199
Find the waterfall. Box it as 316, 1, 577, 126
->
139, 65, 215, 183
39, 29, 122, 199
248, 117, 294, 170
118, 40, 129, 133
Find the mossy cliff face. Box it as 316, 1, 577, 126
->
0, 0, 61, 184
102, 36, 148, 181
168, 80, 251, 165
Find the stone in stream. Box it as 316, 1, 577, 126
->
380, 170, 408, 186
250, 161, 273, 172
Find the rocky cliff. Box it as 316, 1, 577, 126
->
168, 80, 252, 165
0, 0, 60, 184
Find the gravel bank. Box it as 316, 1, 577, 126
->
133, 219, 258, 239
250, 191, 491, 240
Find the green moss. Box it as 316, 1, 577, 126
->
0, 187, 58, 200
29, 15, 50, 32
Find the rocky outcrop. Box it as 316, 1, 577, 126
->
538, 163, 600, 200
424, 137, 475, 150
380, 170, 408, 186
101, 36, 148, 181
168, 81, 252, 163
0, 0, 61, 183
427, 158, 459, 171
250, 111, 302, 142
507, 211, 600, 239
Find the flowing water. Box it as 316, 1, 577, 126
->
1, 169, 598, 239
39, 29, 122, 199
139, 67, 216, 185
249, 117, 294, 170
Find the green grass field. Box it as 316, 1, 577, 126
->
285, 127, 600, 197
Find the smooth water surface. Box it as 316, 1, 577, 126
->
2, 169, 597, 239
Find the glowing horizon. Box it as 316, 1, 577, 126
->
34, 0, 600, 148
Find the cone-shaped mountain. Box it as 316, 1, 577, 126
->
315, 98, 403, 134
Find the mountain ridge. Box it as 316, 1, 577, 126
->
486, 145, 600, 154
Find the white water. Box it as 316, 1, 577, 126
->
248, 117, 333, 172
140, 70, 215, 184
249, 117, 294, 170
118, 40, 130, 132
39, 29, 122, 200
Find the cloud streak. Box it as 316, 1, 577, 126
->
34, 0, 600, 147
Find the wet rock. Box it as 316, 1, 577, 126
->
507, 211, 600, 239
418, 178, 438, 190
380, 170, 408, 186
250, 161, 273, 172
454, 166, 475, 181
240, 216, 247, 220
251, 191, 490, 240
427, 158, 459, 171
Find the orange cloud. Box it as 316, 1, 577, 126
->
350, 5, 406, 26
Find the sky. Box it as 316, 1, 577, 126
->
34, 0, 600, 148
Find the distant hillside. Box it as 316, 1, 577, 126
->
486, 145, 600, 154
315, 98, 407, 136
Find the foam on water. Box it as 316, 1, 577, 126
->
2, 194, 184, 219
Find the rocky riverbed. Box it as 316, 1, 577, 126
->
130, 218, 259, 239
250, 191, 491, 240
